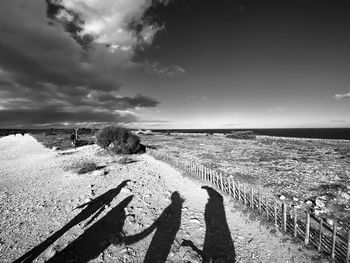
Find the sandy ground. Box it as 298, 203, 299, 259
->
0, 135, 328, 262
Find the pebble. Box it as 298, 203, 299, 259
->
189, 218, 201, 224
326, 218, 334, 226
315, 198, 325, 208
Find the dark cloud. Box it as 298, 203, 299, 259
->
45, 0, 94, 49
0, 0, 160, 127
89, 92, 159, 109
0, 109, 137, 128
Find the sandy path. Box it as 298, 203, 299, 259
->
0, 135, 326, 262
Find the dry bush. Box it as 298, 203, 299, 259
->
226, 131, 256, 139
95, 126, 146, 154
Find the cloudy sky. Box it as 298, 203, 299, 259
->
0, 0, 350, 129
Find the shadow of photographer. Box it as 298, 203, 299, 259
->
182, 186, 236, 263
46, 195, 133, 263
123, 191, 184, 263
14, 180, 130, 263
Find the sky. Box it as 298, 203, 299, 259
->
0, 0, 350, 129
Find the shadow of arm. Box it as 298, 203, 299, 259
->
123, 220, 158, 245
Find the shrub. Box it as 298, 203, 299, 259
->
95, 126, 145, 154
95, 126, 127, 148
226, 130, 256, 139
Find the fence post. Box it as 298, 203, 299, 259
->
331, 222, 337, 260
243, 184, 247, 205
227, 178, 232, 197
258, 189, 261, 213
266, 197, 269, 219
274, 202, 278, 229
346, 228, 350, 263
206, 167, 209, 183
293, 206, 298, 238
223, 176, 227, 194
237, 182, 241, 201
282, 203, 287, 232
220, 173, 223, 191
211, 170, 215, 185
207, 167, 209, 182
232, 179, 236, 199
250, 187, 254, 209
317, 218, 323, 252
305, 211, 310, 245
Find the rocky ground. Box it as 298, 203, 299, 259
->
0, 134, 328, 262
141, 133, 350, 228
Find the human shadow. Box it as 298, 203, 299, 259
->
201, 186, 235, 262
123, 191, 184, 263
182, 186, 236, 262
13, 180, 130, 263
46, 195, 133, 263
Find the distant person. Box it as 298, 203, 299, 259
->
70, 130, 76, 145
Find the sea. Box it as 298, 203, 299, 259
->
152, 128, 350, 140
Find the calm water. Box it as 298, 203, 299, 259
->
152, 128, 350, 140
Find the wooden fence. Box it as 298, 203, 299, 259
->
147, 148, 350, 263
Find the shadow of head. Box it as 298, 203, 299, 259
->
119, 195, 134, 211
170, 191, 185, 204
201, 186, 223, 200
75, 180, 131, 210
97, 179, 130, 198
97, 180, 131, 197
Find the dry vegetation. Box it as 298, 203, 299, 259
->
9, 129, 350, 226
141, 133, 350, 225
31, 129, 95, 150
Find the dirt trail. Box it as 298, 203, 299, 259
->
0, 135, 327, 262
